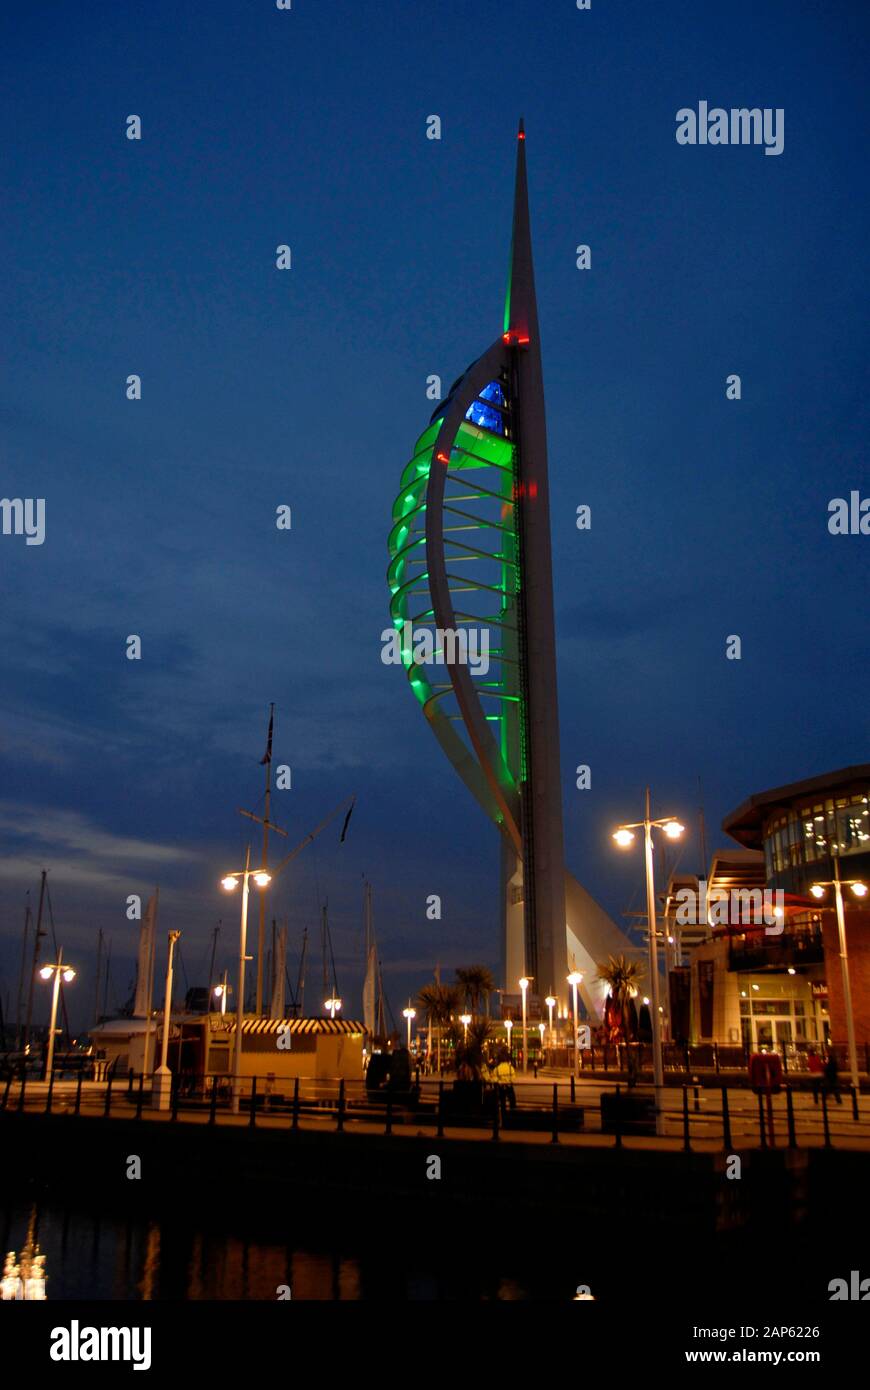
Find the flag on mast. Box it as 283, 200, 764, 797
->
260, 704, 274, 765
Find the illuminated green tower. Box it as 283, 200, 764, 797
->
388, 124, 629, 1011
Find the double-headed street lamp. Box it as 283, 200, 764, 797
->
324, 996, 342, 1019
39, 949, 76, 1080
810, 860, 867, 1093
221, 846, 272, 1113
613, 788, 684, 1137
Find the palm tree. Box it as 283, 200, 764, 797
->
596, 954, 645, 1044
455, 965, 496, 1018
450, 1017, 494, 1081
417, 983, 462, 1073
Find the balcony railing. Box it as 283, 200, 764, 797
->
728, 927, 824, 972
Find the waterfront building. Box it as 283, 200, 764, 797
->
672, 765, 870, 1057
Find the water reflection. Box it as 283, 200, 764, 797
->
2, 1206, 47, 1299
1, 1198, 502, 1300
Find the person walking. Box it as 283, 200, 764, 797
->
494, 1046, 516, 1117
823, 1050, 842, 1105
807, 1048, 823, 1104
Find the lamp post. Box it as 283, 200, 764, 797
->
545, 995, 556, 1058
39, 949, 75, 1080
459, 1013, 471, 1044
613, 789, 684, 1137
214, 971, 229, 1017
221, 846, 271, 1114
153, 930, 181, 1110
325, 996, 342, 1019
538, 1021, 545, 1064
810, 861, 867, 1093
504, 1017, 513, 1062
518, 977, 531, 1073
403, 1003, 416, 1049
567, 972, 583, 1078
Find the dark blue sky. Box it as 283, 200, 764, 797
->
1, 0, 867, 1031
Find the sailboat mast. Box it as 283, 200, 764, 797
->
94, 929, 103, 1026
23, 870, 47, 1053
256, 703, 274, 1016
15, 893, 31, 1049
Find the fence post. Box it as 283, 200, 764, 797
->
850, 1084, 859, 1123
18, 1062, 27, 1113
249, 1075, 257, 1128
336, 1079, 345, 1132
103, 1067, 113, 1117
74, 1069, 83, 1117
44, 1068, 55, 1115
614, 1083, 622, 1150
757, 1091, 766, 1148
785, 1085, 797, 1149
721, 1085, 732, 1150
437, 1080, 445, 1138
551, 1083, 560, 1145
136, 1071, 145, 1119
128, 1069, 135, 1099
570, 1073, 576, 1104
682, 1085, 691, 1152
714, 1041, 720, 1076
209, 1074, 218, 1126
821, 1088, 832, 1148
291, 1077, 300, 1131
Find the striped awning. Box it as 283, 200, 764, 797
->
217, 1017, 364, 1037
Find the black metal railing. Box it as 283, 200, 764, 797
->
1, 1063, 866, 1153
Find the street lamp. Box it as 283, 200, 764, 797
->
518, 977, 531, 1073
545, 995, 556, 1049
504, 1017, 513, 1061
39, 949, 75, 1080
809, 861, 867, 1092
325, 996, 342, 1019
403, 1002, 416, 1049
566, 971, 583, 1077
213, 972, 230, 1017
154, 930, 181, 1110
613, 789, 684, 1136
538, 1021, 545, 1062
220, 846, 271, 1114
459, 1013, 471, 1044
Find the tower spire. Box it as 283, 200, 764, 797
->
504, 117, 539, 348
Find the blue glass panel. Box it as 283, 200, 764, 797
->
479, 380, 506, 405
465, 400, 504, 434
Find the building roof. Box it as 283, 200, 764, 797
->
723, 764, 870, 848
211, 1016, 364, 1037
